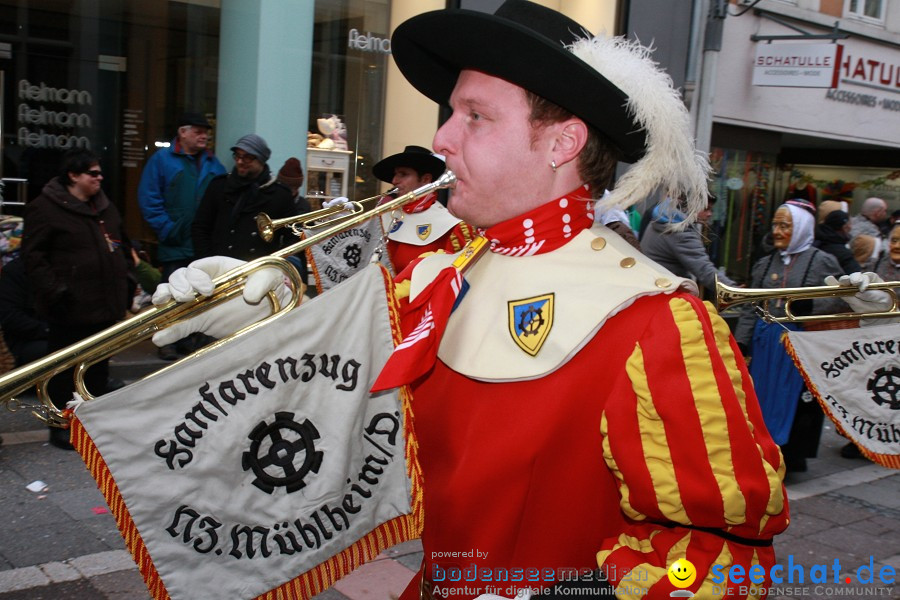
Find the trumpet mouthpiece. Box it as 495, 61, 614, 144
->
435, 170, 457, 189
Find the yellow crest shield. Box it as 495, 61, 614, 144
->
416, 223, 432, 240
508, 294, 554, 356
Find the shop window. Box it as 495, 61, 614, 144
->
27, 1, 74, 40
709, 148, 779, 281
310, 0, 390, 203
845, 0, 885, 24
0, 0, 221, 240
0, 4, 18, 36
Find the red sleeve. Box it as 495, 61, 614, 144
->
598, 295, 789, 598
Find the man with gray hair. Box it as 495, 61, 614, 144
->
850, 196, 888, 241
139, 112, 226, 279
138, 112, 226, 359
848, 197, 888, 271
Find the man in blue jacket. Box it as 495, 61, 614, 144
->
138, 112, 225, 359
138, 112, 225, 280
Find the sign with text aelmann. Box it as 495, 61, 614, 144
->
70, 265, 421, 600
752, 43, 842, 88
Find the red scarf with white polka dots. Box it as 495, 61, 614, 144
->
483, 184, 594, 256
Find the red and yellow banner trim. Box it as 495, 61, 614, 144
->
782, 332, 900, 470
68, 265, 425, 599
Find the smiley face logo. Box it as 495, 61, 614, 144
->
667, 558, 697, 589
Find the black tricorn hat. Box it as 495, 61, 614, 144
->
372, 145, 446, 183
391, 0, 647, 163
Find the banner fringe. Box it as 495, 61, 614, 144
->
70, 414, 172, 600
306, 244, 325, 296
68, 264, 426, 600
782, 333, 900, 470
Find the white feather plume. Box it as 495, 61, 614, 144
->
568, 35, 711, 228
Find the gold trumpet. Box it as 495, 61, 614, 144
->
0, 173, 455, 426
256, 187, 399, 242
716, 279, 900, 323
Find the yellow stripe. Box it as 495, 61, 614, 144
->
626, 344, 690, 524
669, 298, 746, 525
704, 300, 786, 524
393, 278, 411, 301
663, 530, 693, 564
691, 542, 733, 597
599, 412, 636, 521
607, 531, 695, 598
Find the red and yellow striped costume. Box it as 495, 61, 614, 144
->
396, 251, 788, 599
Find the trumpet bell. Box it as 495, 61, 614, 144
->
256, 203, 354, 242
256, 213, 277, 243
255, 187, 400, 242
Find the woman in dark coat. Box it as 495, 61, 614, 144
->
814, 209, 861, 275
22, 149, 132, 448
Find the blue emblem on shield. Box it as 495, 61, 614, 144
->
508, 294, 554, 356
416, 223, 432, 240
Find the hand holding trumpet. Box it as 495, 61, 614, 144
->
150, 257, 292, 346
823, 271, 900, 326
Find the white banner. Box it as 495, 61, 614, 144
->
752, 42, 841, 88
306, 216, 393, 294
73, 265, 418, 599
785, 324, 900, 469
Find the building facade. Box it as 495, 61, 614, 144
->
0, 0, 618, 259
706, 0, 900, 279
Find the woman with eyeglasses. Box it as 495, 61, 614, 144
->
734, 199, 848, 473
22, 148, 133, 449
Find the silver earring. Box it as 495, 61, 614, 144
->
550, 160, 557, 172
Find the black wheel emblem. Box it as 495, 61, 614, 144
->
868, 366, 900, 410
242, 412, 323, 494
518, 306, 544, 337
343, 243, 362, 268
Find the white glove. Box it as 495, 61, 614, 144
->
837, 271, 877, 292
824, 272, 899, 326
151, 256, 293, 346
824, 272, 894, 313
322, 196, 352, 209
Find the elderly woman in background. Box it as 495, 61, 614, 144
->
875, 224, 900, 282
735, 199, 846, 472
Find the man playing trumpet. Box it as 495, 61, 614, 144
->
373, 145, 475, 273
154, 2, 790, 598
